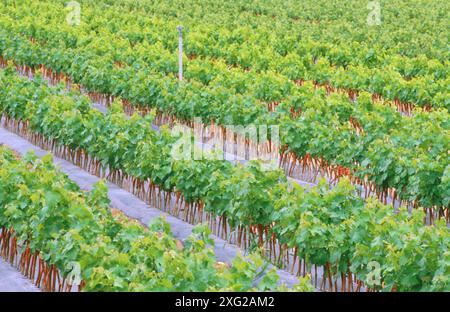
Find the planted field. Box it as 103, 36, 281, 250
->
0, 0, 448, 295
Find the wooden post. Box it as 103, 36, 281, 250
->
177, 26, 183, 81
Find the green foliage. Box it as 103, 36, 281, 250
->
0, 146, 296, 291
0, 0, 448, 208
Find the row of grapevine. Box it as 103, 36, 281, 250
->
0, 67, 448, 291
0, 145, 309, 291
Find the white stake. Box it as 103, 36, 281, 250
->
177, 26, 183, 81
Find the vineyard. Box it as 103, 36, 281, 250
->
0, 0, 449, 293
